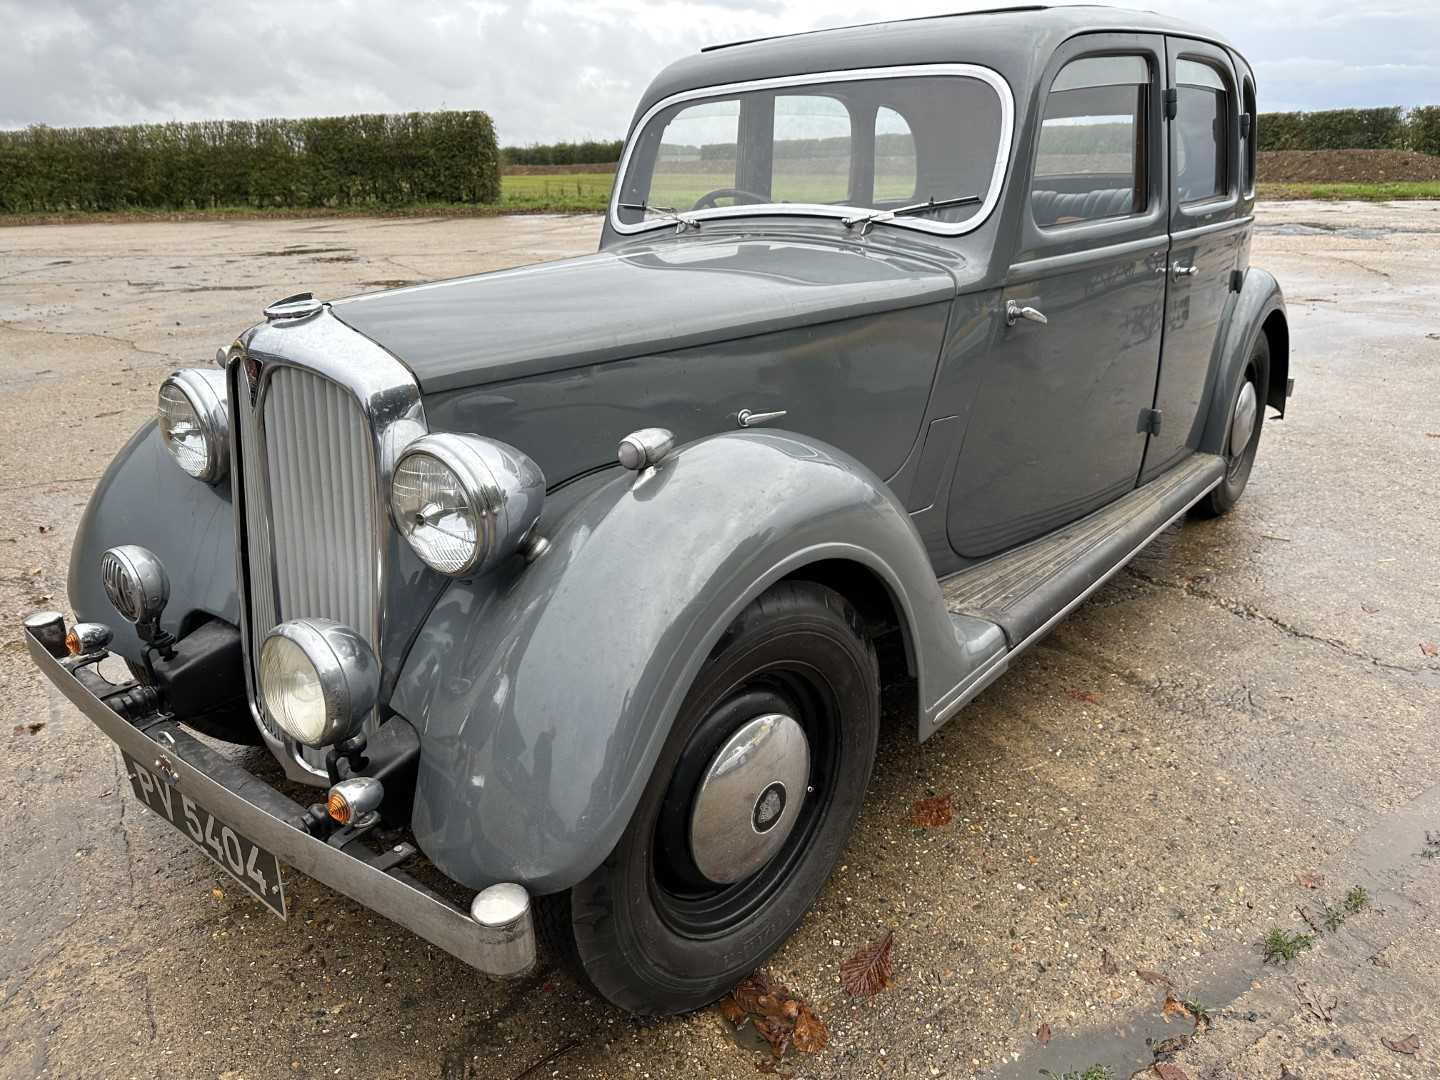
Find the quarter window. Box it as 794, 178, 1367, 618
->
1175, 59, 1230, 204
874, 107, 917, 202
1032, 55, 1149, 227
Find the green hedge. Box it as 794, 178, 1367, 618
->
1258, 107, 1407, 151
0, 111, 500, 213
502, 139, 624, 166
1410, 107, 1440, 157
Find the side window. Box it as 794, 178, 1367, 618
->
1174, 59, 1230, 204
650, 99, 739, 209
1241, 79, 1257, 197
1032, 55, 1149, 228
874, 106, 917, 203
772, 94, 851, 204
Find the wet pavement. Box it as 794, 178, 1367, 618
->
2, 201, 1438, 1080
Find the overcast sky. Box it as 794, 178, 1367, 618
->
2, 0, 1437, 145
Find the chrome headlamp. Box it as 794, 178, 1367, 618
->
389, 434, 545, 576
158, 368, 229, 483
258, 619, 379, 748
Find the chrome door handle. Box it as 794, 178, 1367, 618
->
737, 408, 788, 428
1172, 263, 1199, 280
1005, 301, 1048, 327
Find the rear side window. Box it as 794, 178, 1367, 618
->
1175, 59, 1230, 203
1032, 55, 1149, 228
771, 95, 852, 205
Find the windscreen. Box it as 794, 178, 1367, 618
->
616, 73, 1006, 230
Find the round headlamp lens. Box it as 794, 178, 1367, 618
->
158, 370, 228, 483
258, 633, 328, 745
391, 452, 482, 574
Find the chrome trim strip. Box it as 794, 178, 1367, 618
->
924, 459, 1225, 733
1171, 214, 1254, 244
609, 64, 1016, 238
228, 308, 427, 784
1008, 233, 1169, 281
23, 629, 534, 978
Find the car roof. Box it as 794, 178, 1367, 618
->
632, 5, 1242, 130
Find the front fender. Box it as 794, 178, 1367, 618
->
68, 421, 238, 661
1199, 268, 1286, 455
392, 430, 990, 894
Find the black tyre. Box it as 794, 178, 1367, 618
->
1194, 333, 1269, 519
559, 581, 879, 1015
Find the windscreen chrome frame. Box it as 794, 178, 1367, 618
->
609, 63, 1016, 238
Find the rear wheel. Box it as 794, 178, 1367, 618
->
556, 581, 879, 1015
1193, 333, 1269, 518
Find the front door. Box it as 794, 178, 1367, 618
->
1141, 38, 1246, 481
948, 35, 1170, 559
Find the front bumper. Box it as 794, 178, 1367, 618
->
22, 615, 535, 979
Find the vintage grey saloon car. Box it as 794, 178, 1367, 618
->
24, 6, 1289, 1016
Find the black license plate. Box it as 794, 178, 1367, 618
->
123, 751, 287, 918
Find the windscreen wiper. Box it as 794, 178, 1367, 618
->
842, 194, 981, 236
619, 202, 702, 232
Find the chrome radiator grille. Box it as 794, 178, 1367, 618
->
233, 364, 381, 759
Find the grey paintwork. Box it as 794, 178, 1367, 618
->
390, 431, 1002, 893
63, 6, 1287, 895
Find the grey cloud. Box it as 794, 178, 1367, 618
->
1, 0, 1437, 143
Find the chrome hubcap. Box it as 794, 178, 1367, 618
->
688, 713, 810, 885
1230, 380, 1258, 459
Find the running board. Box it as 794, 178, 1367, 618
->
924, 453, 1224, 737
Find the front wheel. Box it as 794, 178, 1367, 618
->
1193, 333, 1270, 519
557, 581, 880, 1015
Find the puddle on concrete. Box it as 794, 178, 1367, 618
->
1257, 221, 1440, 239
987, 779, 1440, 1079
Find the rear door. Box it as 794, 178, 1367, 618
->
1141, 38, 1246, 480
948, 34, 1170, 558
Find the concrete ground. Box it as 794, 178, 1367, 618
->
1, 202, 1438, 1080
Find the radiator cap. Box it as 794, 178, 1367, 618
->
263, 292, 324, 322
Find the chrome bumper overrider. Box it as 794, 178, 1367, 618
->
22, 617, 535, 979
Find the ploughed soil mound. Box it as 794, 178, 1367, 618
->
504, 162, 619, 175
1259, 149, 1440, 183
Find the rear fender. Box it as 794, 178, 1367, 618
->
68, 421, 238, 661
391, 430, 996, 894
1199, 267, 1287, 455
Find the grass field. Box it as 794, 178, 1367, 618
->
1256, 180, 1440, 201
5, 176, 1439, 226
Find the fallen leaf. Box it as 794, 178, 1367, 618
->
1035, 1023, 1052, 1045
1153, 1064, 1191, 1080
1066, 688, 1102, 705
1279, 1065, 1303, 1080
754, 1015, 792, 1058
718, 995, 747, 1025
1099, 948, 1120, 975
12, 722, 45, 736
1137, 969, 1173, 987
211, 887, 224, 900
1162, 992, 1194, 1024
727, 972, 828, 1058
1295, 871, 1325, 890
1381, 1034, 1420, 1055
1152, 1035, 1191, 1056
911, 794, 953, 828
1360, 603, 1380, 614
791, 1004, 828, 1053
840, 930, 895, 997
1421, 642, 1439, 658
1426, 432, 1440, 439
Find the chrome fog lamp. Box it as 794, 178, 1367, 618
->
389, 434, 545, 576
258, 619, 379, 748
158, 368, 229, 483
101, 545, 169, 625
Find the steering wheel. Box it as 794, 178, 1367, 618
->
691, 187, 770, 210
